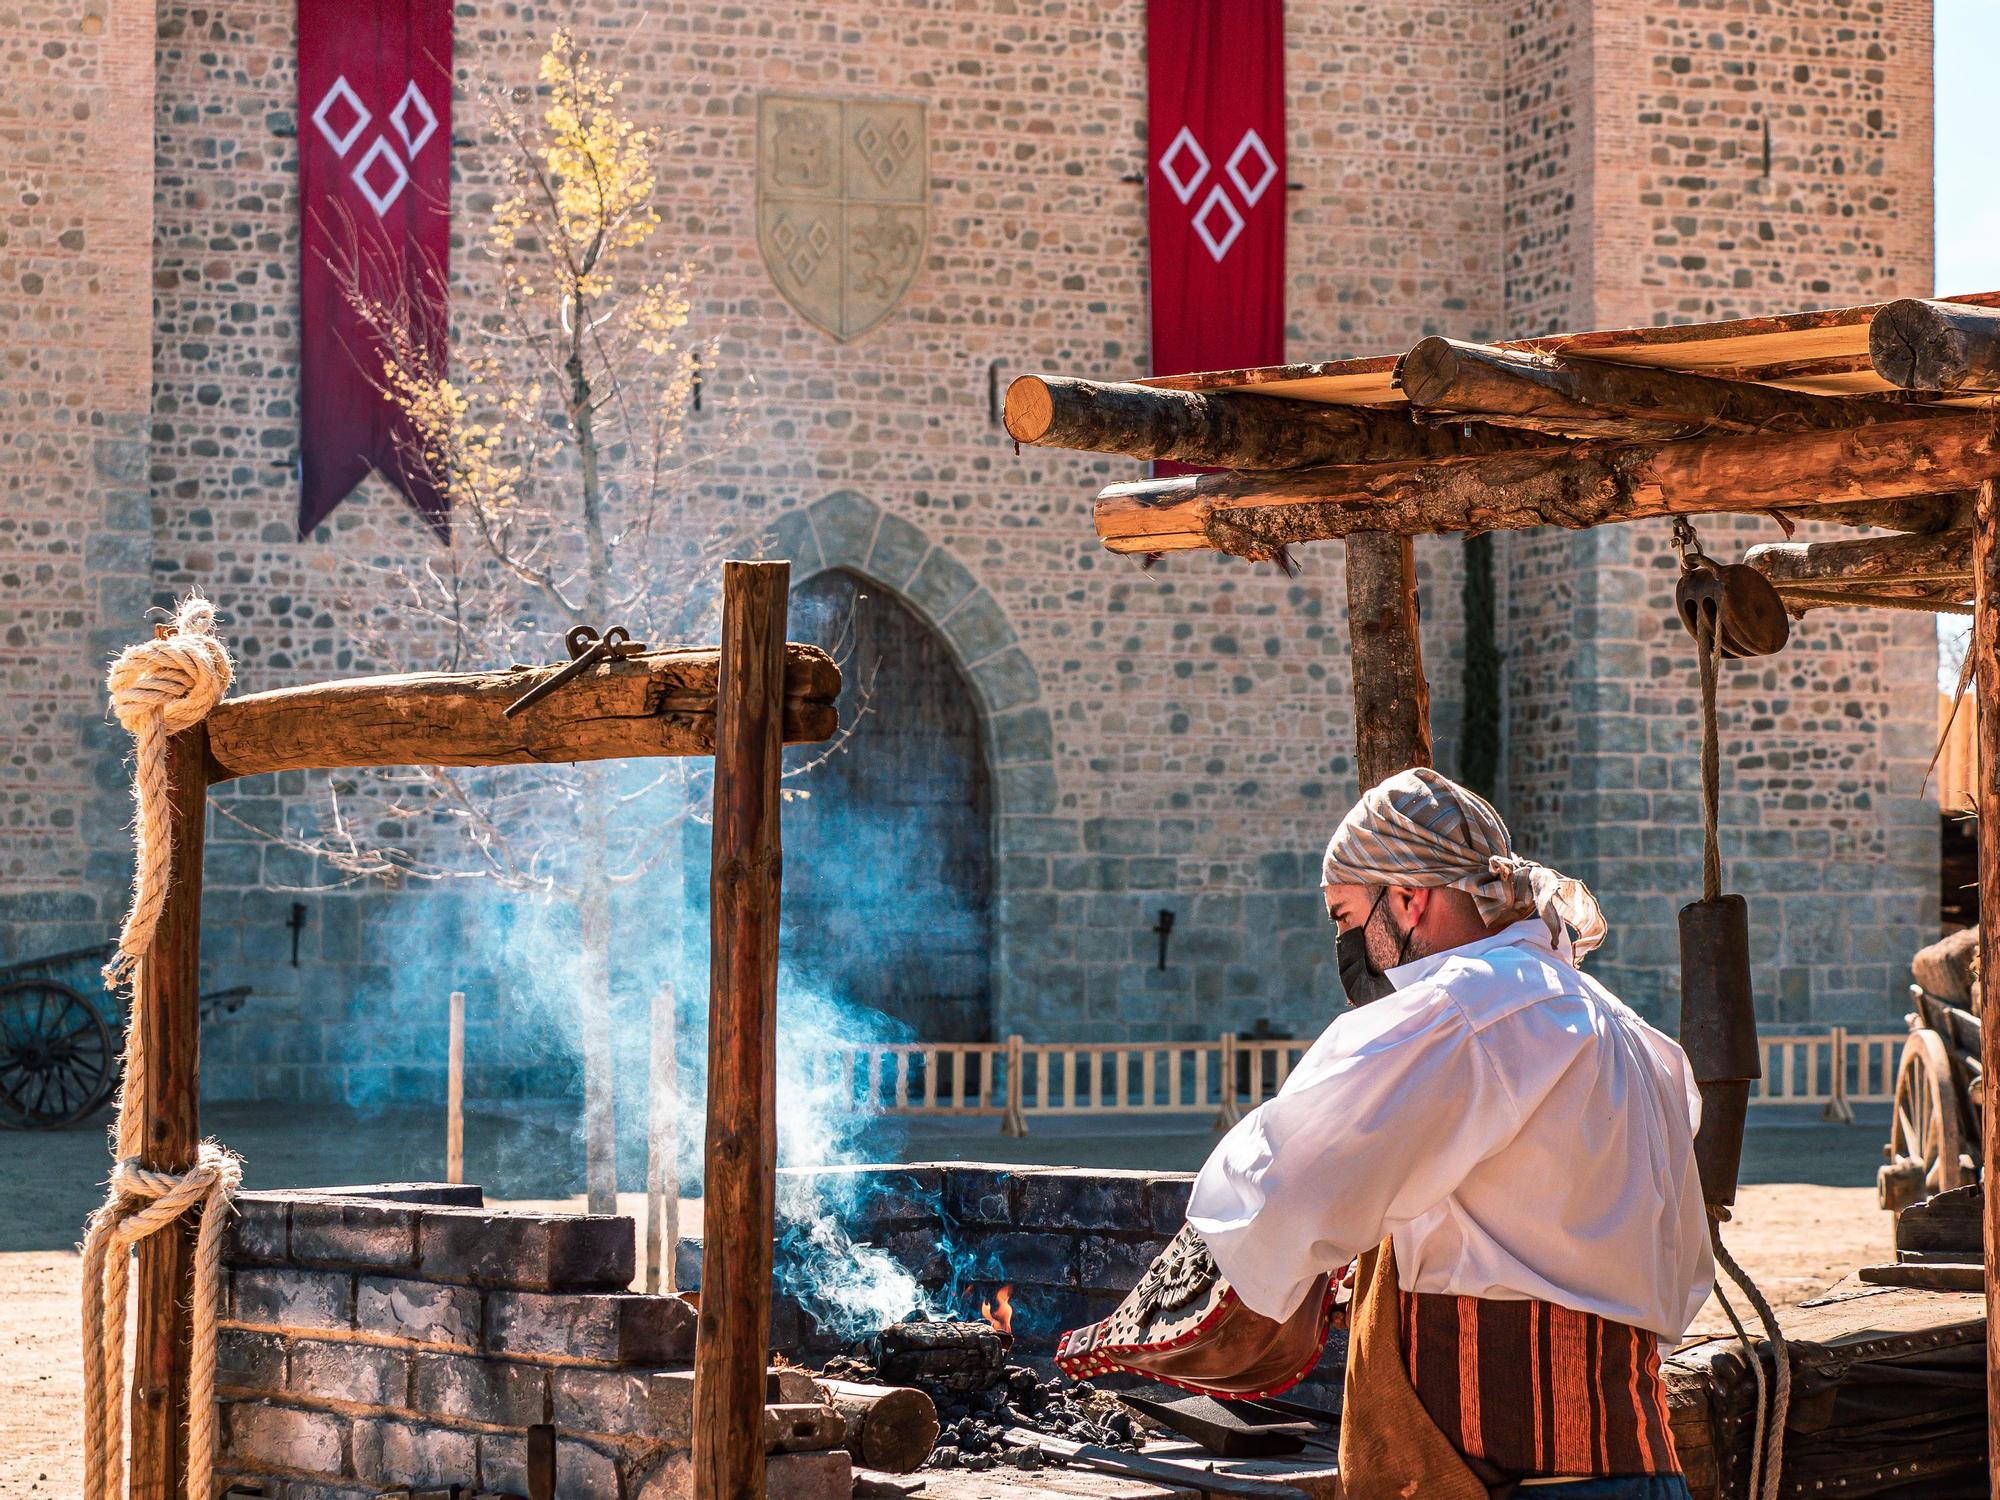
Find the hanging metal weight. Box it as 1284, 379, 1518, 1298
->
1679, 894, 1763, 1208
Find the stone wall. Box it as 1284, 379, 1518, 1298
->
1493, 0, 1939, 1024
0, 0, 158, 962
0, 0, 1945, 1114
217, 1181, 848, 1499
137, 0, 1503, 1104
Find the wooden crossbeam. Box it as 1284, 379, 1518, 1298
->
1093, 413, 2000, 557
1871, 299, 2000, 393
203, 644, 842, 782
1397, 337, 1919, 441
1003, 373, 1546, 470
1744, 529, 1972, 590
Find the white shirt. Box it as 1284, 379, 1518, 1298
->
1187, 921, 1714, 1340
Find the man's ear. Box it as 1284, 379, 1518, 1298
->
1393, 885, 1430, 928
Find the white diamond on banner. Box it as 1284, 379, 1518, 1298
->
1225, 129, 1278, 207
1192, 183, 1244, 262
390, 81, 438, 158
311, 74, 371, 157
351, 134, 411, 216
1157, 125, 1211, 205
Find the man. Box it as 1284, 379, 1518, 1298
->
1187, 767, 1712, 1500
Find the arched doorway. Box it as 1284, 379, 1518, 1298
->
782, 569, 995, 1041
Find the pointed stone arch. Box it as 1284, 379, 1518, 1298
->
764, 492, 1062, 1040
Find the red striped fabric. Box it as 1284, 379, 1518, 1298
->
1398, 1288, 1679, 1477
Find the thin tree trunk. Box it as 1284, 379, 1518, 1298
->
578, 786, 618, 1215
570, 281, 620, 1218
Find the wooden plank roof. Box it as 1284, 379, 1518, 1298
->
1139, 289, 2000, 405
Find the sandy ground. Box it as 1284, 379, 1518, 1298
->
0, 1105, 1896, 1498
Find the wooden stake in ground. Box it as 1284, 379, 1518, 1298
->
646, 979, 680, 1294
1345, 531, 1433, 789
129, 725, 209, 1500
446, 990, 465, 1186
692, 561, 791, 1500
1973, 478, 2000, 1500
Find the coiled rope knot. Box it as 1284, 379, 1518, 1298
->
103, 595, 232, 991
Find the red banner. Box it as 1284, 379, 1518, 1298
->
298, 0, 453, 537
1146, 0, 1286, 381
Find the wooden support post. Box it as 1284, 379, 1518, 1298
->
128, 725, 208, 1500
646, 980, 680, 1293
693, 560, 791, 1500
1974, 478, 2000, 1500
446, 990, 465, 1186
1344, 531, 1433, 788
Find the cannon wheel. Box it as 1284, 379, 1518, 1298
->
1878, 1029, 1970, 1210
0, 978, 118, 1129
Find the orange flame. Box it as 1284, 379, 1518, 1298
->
980, 1284, 1014, 1336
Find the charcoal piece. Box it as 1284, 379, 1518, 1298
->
874, 1321, 1008, 1397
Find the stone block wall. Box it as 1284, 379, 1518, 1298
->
216, 1182, 849, 1500
0, 0, 1944, 1108
0, 0, 159, 964
676, 1162, 1348, 1408
1493, 0, 1939, 1025
131, 0, 1504, 1096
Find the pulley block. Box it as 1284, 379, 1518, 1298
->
1674, 557, 1790, 660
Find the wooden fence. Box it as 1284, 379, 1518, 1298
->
793, 1027, 1910, 1135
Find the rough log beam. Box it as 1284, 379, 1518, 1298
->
202, 644, 842, 782
1871, 298, 2000, 392
1769, 583, 1973, 614
1002, 374, 1549, 471
1744, 529, 1973, 589
1397, 336, 1922, 441
1092, 413, 2000, 557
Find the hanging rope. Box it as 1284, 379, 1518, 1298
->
1697, 605, 1724, 905
1684, 532, 1792, 1500
82, 594, 242, 1500
1710, 1213, 1791, 1500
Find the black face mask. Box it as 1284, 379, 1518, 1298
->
1334, 888, 1408, 1008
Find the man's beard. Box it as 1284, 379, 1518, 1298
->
1338, 891, 1420, 1007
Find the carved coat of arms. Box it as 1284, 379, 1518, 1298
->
758, 95, 928, 342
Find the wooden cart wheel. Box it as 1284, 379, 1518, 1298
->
0, 979, 117, 1129
1878, 1029, 1969, 1210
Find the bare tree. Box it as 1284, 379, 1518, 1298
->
297, 28, 735, 1211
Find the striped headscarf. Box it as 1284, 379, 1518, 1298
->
1320, 767, 1607, 961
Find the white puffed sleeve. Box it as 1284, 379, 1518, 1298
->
1185, 984, 1527, 1321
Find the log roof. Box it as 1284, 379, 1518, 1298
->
1135, 290, 2000, 406
1005, 293, 2000, 612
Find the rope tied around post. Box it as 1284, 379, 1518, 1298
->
83, 593, 240, 1500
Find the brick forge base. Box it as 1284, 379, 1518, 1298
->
215, 1183, 849, 1500
676, 1163, 1350, 1412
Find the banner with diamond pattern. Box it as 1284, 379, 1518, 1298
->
297, 0, 453, 536
1146, 0, 1286, 388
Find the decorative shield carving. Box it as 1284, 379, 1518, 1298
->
758, 94, 928, 342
